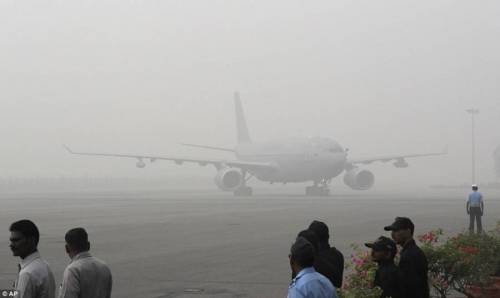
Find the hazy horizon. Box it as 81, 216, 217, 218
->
2, 1, 499, 189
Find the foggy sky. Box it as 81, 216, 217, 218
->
1, 1, 499, 187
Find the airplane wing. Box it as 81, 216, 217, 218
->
348, 147, 447, 166
63, 145, 277, 171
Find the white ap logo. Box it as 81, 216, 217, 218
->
1, 290, 18, 297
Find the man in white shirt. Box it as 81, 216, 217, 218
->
9, 219, 56, 298
467, 184, 484, 234
59, 228, 112, 298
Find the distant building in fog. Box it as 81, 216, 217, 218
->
495, 145, 500, 178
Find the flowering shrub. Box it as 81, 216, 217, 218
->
338, 244, 383, 298
418, 223, 500, 298
339, 223, 500, 298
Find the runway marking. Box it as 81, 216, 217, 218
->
184, 288, 204, 293
145, 278, 284, 286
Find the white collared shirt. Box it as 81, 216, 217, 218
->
58, 251, 112, 298
16, 251, 56, 298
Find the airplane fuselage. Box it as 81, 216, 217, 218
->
235, 137, 347, 183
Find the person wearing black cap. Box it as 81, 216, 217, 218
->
384, 217, 429, 298
307, 221, 344, 288
365, 236, 401, 298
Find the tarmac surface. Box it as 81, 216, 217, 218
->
0, 187, 498, 297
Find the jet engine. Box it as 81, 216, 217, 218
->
214, 168, 243, 191
136, 160, 146, 168
343, 168, 375, 190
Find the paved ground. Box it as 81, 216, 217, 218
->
0, 187, 498, 297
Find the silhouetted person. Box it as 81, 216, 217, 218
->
308, 221, 344, 288
467, 184, 484, 234
9, 219, 56, 298
288, 237, 337, 298
365, 236, 402, 298
297, 229, 337, 284
297, 230, 320, 253
384, 217, 429, 298
59, 228, 112, 298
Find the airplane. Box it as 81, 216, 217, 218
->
65, 93, 446, 196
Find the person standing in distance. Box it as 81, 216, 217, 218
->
467, 184, 484, 234
9, 219, 56, 298
384, 217, 429, 298
59, 228, 112, 298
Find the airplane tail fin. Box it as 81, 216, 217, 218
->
234, 92, 252, 144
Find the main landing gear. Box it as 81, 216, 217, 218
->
305, 179, 330, 196
233, 170, 253, 196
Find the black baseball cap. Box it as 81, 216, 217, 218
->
384, 217, 414, 233
365, 236, 397, 254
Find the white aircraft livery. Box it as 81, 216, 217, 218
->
65, 93, 446, 196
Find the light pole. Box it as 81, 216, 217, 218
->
466, 108, 479, 184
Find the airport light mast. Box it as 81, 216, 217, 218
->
466, 108, 479, 184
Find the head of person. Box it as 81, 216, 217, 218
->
65, 227, 90, 259
289, 237, 315, 277
9, 219, 39, 259
365, 236, 397, 263
384, 217, 414, 246
472, 184, 479, 191
297, 229, 319, 254
308, 220, 330, 246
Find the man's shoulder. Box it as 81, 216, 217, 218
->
290, 271, 335, 297
400, 243, 428, 268
23, 257, 52, 273
298, 272, 334, 292
401, 242, 425, 258
330, 247, 343, 257
70, 255, 110, 271
319, 247, 343, 260
304, 271, 334, 285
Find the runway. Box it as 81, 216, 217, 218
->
0, 188, 498, 297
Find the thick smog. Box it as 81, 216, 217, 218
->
1, 2, 499, 298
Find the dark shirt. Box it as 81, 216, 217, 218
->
398, 239, 430, 298
314, 244, 344, 288
374, 260, 401, 298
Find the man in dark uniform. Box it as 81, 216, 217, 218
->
308, 221, 344, 288
365, 236, 401, 298
384, 217, 429, 298
297, 229, 341, 287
